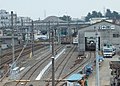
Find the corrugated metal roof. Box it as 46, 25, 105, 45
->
67, 74, 85, 82
110, 61, 120, 69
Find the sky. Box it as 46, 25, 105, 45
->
0, 0, 120, 20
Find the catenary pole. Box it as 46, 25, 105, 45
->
10, 11, 16, 80
11, 11, 15, 67
49, 21, 51, 44
95, 29, 100, 86
51, 26, 55, 86
31, 20, 34, 56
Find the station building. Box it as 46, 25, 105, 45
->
78, 20, 120, 55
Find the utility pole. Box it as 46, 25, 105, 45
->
31, 20, 34, 56
57, 22, 61, 45
48, 21, 52, 51
49, 21, 51, 44
11, 11, 16, 80
0, 39, 2, 67
67, 16, 71, 44
11, 11, 15, 66
95, 30, 100, 86
51, 27, 55, 86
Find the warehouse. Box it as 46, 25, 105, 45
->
78, 20, 120, 55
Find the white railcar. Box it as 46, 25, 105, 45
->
73, 37, 78, 44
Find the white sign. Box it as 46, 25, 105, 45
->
98, 25, 115, 30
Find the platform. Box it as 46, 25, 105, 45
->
88, 55, 119, 86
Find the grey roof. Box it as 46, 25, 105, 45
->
43, 16, 65, 22
110, 61, 120, 69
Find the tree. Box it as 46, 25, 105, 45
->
85, 9, 120, 21
59, 15, 71, 21
85, 12, 92, 21
97, 12, 103, 17
105, 9, 112, 19
91, 11, 98, 17
112, 11, 119, 19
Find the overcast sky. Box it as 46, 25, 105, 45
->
0, 0, 120, 20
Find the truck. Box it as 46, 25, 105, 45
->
102, 46, 113, 58
112, 45, 116, 56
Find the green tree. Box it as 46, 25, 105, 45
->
85, 11, 103, 21
105, 9, 112, 19
85, 12, 92, 21
91, 11, 98, 17
97, 12, 103, 17
85, 9, 120, 21
59, 15, 71, 21
112, 11, 119, 19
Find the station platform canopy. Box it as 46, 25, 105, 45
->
67, 73, 85, 82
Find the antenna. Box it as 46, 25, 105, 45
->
103, 7, 106, 17
44, 10, 46, 19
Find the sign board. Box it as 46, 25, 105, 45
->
98, 25, 115, 30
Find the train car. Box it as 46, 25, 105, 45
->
87, 40, 96, 51
73, 37, 78, 44
85, 37, 100, 51
61, 36, 71, 44
102, 46, 113, 58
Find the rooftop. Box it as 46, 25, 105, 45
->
43, 16, 65, 22
110, 61, 120, 69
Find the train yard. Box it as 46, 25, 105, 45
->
0, 41, 119, 86
0, 43, 47, 68
0, 36, 119, 86
0, 29, 120, 86
0, 43, 97, 86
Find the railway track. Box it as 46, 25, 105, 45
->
0, 43, 47, 68
2, 45, 95, 86
0, 43, 50, 83
54, 51, 95, 86
14, 45, 65, 86
45, 45, 77, 86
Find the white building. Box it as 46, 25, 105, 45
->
0, 9, 17, 27
17, 17, 32, 26
0, 9, 34, 46
0, 9, 32, 27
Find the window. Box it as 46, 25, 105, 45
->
113, 34, 119, 38
106, 26, 110, 29
1, 16, 4, 19
1, 21, 3, 24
